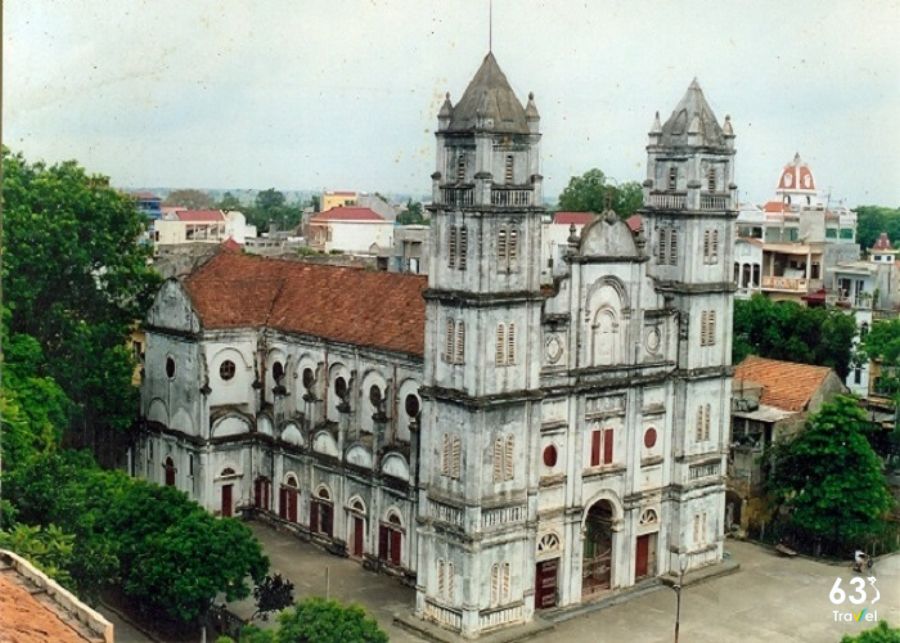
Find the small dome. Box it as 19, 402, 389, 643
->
777, 153, 816, 192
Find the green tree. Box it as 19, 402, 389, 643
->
236, 597, 387, 643
126, 511, 268, 624
252, 573, 295, 621
245, 188, 304, 232
557, 168, 643, 218
397, 199, 426, 225
256, 188, 286, 211
218, 192, 242, 210
855, 206, 900, 253
163, 188, 214, 209
733, 294, 858, 380
767, 396, 894, 555
0, 524, 75, 588
841, 621, 900, 643
2, 149, 161, 451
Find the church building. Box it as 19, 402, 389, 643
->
136, 52, 736, 638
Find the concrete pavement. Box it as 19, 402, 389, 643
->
237, 523, 899, 642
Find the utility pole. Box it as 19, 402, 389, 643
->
673, 555, 687, 643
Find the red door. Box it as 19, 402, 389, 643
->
279, 488, 288, 519
288, 490, 298, 523
390, 529, 402, 566
222, 484, 233, 518
164, 459, 175, 487
534, 559, 558, 609
635, 534, 650, 579
353, 517, 364, 558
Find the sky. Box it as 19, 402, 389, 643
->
4, 0, 900, 206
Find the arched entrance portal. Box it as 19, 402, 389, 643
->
583, 500, 614, 597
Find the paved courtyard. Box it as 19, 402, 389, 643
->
234, 522, 899, 642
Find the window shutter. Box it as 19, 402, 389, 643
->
437, 560, 445, 596
708, 167, 716, 192
455, 321, 466, 363
448, 226, 457, 268
603, 428, 614, 464
709, 311, 716, 345
457, 154, 466, 182
668, 229, 678, 265
289, 490, 298, 523
507, 323, 517, 364
379, 525, 388, 560
712, 230, 719, 262
703, 230, 710, 260
446, 319, 455, 361
693, 514, 700, 544
493, 436, 504, 482
704, 404, 711, 440
442, 434, 450, 475
502, 562, 511, 601
505, 155, 514, 183
668, 167, 677, 191
498, 227, 507, 262
591, 430, 602, 467
490, 564, 499, 606
254, 478, 261, 508
279, 488, 287, 519
323, 504, 333, 536
447, 562, 455, 598
496, 324, 506, 365
696, 407, 704, 441
504, 435, 514, 481
658, 229, 668, 265
311, 501, 320, 533
451, 436, 461, 479
509, 228, 519, 263
458, 226, 468, 270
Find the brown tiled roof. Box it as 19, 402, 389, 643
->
184, 251, 427, 357
309, 207, 384, 222
733, 355, 833, 412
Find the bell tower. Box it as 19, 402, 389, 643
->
415, 52, 545, 637
642, 79, 736, 573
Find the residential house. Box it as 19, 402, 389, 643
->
306, 206, 394, 256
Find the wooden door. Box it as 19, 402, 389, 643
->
164, 460, 175, 487
390, 529, 402, 566
353, 517, 364, 558
288, 490, 298, 523
534, 559, 558, 609
221, 484, 233, 517
635, 534, 650, 579
279, 488, 287, 519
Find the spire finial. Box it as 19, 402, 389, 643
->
489, 0, 493, 52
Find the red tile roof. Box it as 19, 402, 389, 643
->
872, 232, 894, 251
763, 200, 788, 213
221, 237, 243, 251
625, 214, 643, 233
184, 251, 427, 357
177, 209, 225, 222
310, 207, 384, 223
734, 355, 833, 412
552, 211, 597, 225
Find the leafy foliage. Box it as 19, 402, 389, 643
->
855, 206, 900, 253
163, 188, 214, 209
2, 149, 160, 446
733, 294, 858, 380
397, 199, 426, 225
767, 396, 894, 554
253, 573, 296, 621
840, 621, 900, 643
0, 524, 75, 587
240, 188, 306, 232
235, 597, 388, 643
557, 168, 643, 218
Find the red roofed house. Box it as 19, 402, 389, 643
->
306, 206, 394, 254
154, 209, 257, 246
727, 355, 846, 532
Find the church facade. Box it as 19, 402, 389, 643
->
136, 53, 736, 638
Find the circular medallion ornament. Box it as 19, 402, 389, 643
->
645, 328, 661, 354
545, 334, 563, 364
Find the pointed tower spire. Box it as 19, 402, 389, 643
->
438, 92, 453, 131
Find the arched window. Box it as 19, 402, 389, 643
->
379, 510, 403, 566
639, 508, 659, 526
668, 166, 678, 191
437, 559, 455, 600
456, 153, 466, 183
504, 435, 514, 481
505, 155, 514, 183
490, 562, 511, 606
593, 308, 619, 366
272, 361, 284, 383
537, 532, 560, 554
164, 457, 175, 487
311, 486, 333, 536
707, 167, 716, 192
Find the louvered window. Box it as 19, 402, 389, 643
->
493, 436, 504, 482
490, 564, 499, 606
498, 228, 507, 261
703, 230, 711, 259
708, 310, 716, 345
505, 155, 514, 183
704, 404, 711, 440
711, 230, 719, 263
451, 436, 461, 478
437, 559, 445, 596
708, 167, 716, 192
457, 153, 466, 183
496, 323, 506, 364
668, 228, 678, 265
668, 167, 678, 191
508, 228, 519, 263
447, 562, 455, 598
458, 226, 468, 270
507, 323, 517, 364
696, 406, 705, 441
501, 563, 511, 602
442, 434, 451, 476
448, 226, 457, 268
504, 435, 514, 481
455, 321, 466, 363
658, 229, 668, 265
445, 319, 455, 361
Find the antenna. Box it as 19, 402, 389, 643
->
489, 0, 493, 52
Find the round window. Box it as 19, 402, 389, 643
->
219, 360, 236, 381
165, 357, 176, 379
405, 394, 420, 418
272, 361, 285, 382
644, 427, 658, 449
543, 445, 558, 467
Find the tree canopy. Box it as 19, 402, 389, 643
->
163, 188, 214, 209
841, 621, 900, 643
2, 149, 161, 449
855, 205, 900, 252
557, 168, 643, 218
397, 199, 426, 225
230, 597, 388, 643
767, 396, 894, 555
733, 294, 858, 380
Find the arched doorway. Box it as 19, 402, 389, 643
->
254, 476, 271, 511
347, 498, 366, 559
583, 500, 614, 597
164, 457, 176, 487
279, 474, 299, 523
379, 510, 403, 567
311, 486, 333, 537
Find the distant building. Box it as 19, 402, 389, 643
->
735, 154, 858, 304
132, 191, 162, 220
306, 206, 394, 255
321, 190, 358, 212
0, 549, 114, 642
728, 356, 846, 532
154, 209, 257, 246
392, 224, 430, 274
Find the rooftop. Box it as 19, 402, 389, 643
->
0, 550, 113, 643
734, 355, 834, 412
176, 209, 226, 222
658, 78, 727, 148
184, 250, 427, 357
309, 206, 385, 223
552, 211, 597, 226
447, 52, 530, 134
